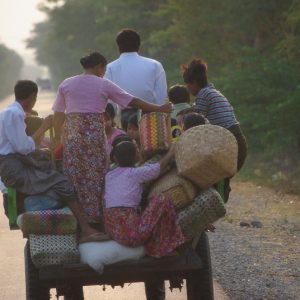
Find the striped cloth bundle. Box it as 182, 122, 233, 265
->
17, 207, 77, 236
140, 112, 171, 159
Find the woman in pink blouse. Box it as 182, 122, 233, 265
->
53, 52, 171, 225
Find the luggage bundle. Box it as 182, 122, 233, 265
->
140, 116, 237, 241
139, 112, 172, 159
17, 196, 80, 268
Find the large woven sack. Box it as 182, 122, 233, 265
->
147, 169, 198, 210
17, 207, 77, 236
140, 112, 171, 159
175, 124, 238, 188
177, 188, 226, 241
29, 234, 79, 268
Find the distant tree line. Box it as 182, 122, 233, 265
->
0, 44, 23, 99
28, 0, 300, 154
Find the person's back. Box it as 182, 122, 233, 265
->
106, 53, 166, 105
105, 29, 168, 130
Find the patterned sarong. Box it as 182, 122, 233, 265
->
63, 113, 107, 223
104, 194, 185, 257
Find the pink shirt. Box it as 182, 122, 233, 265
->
104, 163, 161, 209
107, 128, 126, 154
52, 74, 133, 114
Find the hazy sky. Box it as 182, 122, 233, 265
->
0, 0, 46, 64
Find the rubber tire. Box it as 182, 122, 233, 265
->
24, 241, 50, 300
63, 285, 84, 300
186, 232, 214, 300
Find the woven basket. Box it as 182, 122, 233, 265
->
148, 169, 198, 210
175, 124, 238, 188
17, 207, 77, 236
29, 234, 79, 268
177, 188, 226, 241
140, 112, 171, 159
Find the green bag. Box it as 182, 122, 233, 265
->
7, 187, 18, 230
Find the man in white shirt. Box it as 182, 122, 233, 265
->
0, 80, 105, 242
105, 29, 168, 300
105, 28, 168, 129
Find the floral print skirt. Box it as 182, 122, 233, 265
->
104, 194, 185, 257
63, 113, 107, 223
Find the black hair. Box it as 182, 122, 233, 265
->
127, 113, 139, 130
25, 116, 43, 136
14, 80, 38, 101
183, 59, 208, 88
113, 141, 137, 167
171, 118, 177, 126
116, 29, 141, 53
105, 103, 116, 120
183, 113, 206, 130
176, 106, 204, 118
80, 52, 107, 69
110, 134, 133, 162
168, 85, 190, 104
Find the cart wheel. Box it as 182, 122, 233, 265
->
24, 241, 50, 300
63, 284, 84, 300
186, 232, 214, 300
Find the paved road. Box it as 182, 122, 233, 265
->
0, 92, 229, 299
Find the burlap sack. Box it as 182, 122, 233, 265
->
175, 124, 238, 188
147, 169, 198, 210
177, 188, 226, 241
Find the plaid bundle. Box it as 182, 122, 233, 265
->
140, 112, 171, 159
17, 207, 77, 236
29, 234, 79, 267
178, 188, 226, 241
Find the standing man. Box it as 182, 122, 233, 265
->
105, 29, 168, 300
105, 28, 168, 130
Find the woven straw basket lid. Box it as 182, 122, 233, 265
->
175, 124, 238, 189
177, 188, 226, 241
147, 169, 198, 210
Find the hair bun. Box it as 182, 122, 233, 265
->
189, 59, 207, 72
80, 52, 107, 69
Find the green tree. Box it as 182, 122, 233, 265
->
0, 44, 23, 99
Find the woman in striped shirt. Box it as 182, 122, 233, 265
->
183, 58, 247, 201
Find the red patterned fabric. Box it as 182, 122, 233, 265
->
63, 113, 107, 223
104, 194, 184, 257
140, 112, 171, 158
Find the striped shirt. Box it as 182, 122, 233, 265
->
194, 83, 238, 128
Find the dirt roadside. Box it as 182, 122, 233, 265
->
209, 181, 300, 300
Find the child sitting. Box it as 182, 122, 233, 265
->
104, 142, 184, 257
105, 103, 126, 155
25, 116, 51, 148
126, 113, 140, 148
183, 112, 206, 131
168, 85, 191, 121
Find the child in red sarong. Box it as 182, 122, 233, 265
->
104, 141, 184, 257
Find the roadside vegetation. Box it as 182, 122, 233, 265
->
28, 0, 300, 193
0, 44, 23, 99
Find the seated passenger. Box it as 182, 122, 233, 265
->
104, 141, 184, 257
182, 112, 206, 131
25, 115, 51, 148
0, 80, 105, 242
126, 113, 140, 149
168, 84, 191, 120
105, 103, 126, 155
